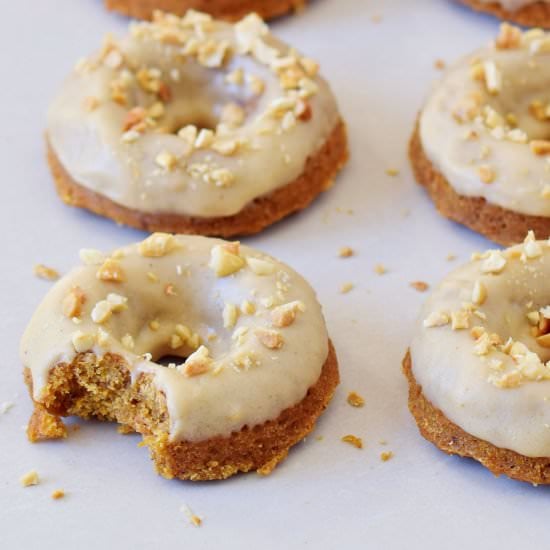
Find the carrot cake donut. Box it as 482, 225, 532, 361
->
46, 11, 348, 237
404, 232, 550, 484
460, 0, 550, 29
21, 234, 339, 480
410, 24, 550, 246
105, 0, 306, 22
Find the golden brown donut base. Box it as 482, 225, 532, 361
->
402, 350, 550, 485
105, 0, 305, 23
47, 120, 348, 238
24, 341, 339, 481
460, 0, 550, 28
409, 122, 550, 246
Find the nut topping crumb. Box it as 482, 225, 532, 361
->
96, 259, 125, 283
255, 328, 284, 349
209, 244, 245, 277
346, 392, 365, 408
20, 470, 39, 487
271, 301, 305, 328
62, 287, 86, 318
51, 489, 65, 500
138, 233, 177, 257
341, 435, 363, 449
33, 264, 60, 281
338, 246, 354, 258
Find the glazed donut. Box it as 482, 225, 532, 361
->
459, 0, 550, 29
105, 0, 306, 22
21, 233, 339, 481
410, 24, 550, 246
47, 11, 348, 237
404, 232, 550, 484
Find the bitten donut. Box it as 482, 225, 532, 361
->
459, 0, 550, 29
404, 232, 550, 484
47, 11, 348, 237
21, 234, 339, 481
105, 0, 306, 22
410, 24, 550, 246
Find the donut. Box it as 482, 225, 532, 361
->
47, 11, 348, 237
21, 233, 339, 480
105, 0, 306, 22
459, 0, 550, 29
404, 232, 550, 484
410, 24, 550, 246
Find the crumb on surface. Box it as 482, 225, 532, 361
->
182, 504, 203, 527
385, 168, 399, 177
434, 59, 446, 70
341, 434, 363, 449
51, 489, 65, 500
371, 14, 382, 23
380, 451, 394, 462
410, 281, 429, 292
33, 264, 60, 281
20, 470, 39, 487
374, 264, 387, 275
338, 246, 354, 258
347, 392, 365, 408
340, 282, 354, 294
446, 254, 457, 261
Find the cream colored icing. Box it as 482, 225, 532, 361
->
46, 11, 340, 218
476, 0, 550, 10
410, 235, 550, 458
20, 234, 329, 442
420, 26, 550, 217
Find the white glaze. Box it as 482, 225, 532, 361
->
411, 238, 550, 458
20, 235, 329, 442
47, 12, 340, 218
420, 28, 550, 217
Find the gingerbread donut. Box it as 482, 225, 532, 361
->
105, 0, 306, 22
47, 11, 348, 237
404, 232, 550, 484
410, 24, 550, 246
21, 234, 339, 480
459, 0, 550, 29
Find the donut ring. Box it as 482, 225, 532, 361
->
105, 0, 306, 22
411, 24, 550, 246
21, 234, 339, 480
46, 11, 348, 237
459, 0, 550, 29
405, 234, 550, 484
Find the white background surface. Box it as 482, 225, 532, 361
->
1, 1, 548, 548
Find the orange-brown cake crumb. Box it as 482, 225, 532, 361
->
380, 451, 394, 462
27, 406, 68, 442
410, 281, 429, 292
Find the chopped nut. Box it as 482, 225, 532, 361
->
346, 392, 365, 408
434, 59, 446, 70
374, 264, 387, 275
62, 287, 86, 318
155, 151, 178, 170
340, 282, 354, 294
271, 301, 305, 328
209, 244, 245, 277
495, 23, 522, 50
255, 328, 284, 349
223, 303, 239, 328
380, 451, 394, 462
481, 250, 506, 274
138, 233, 178, 257
71, 330, 96, 352
240, 300, 256, 315
478, 165, 496, 184
341, 435, 363, 449
338, 246, 354, 258
91, 300, 113, 324
483, 60, 502, 94
20, 470, 39, 488
472, 280, 487, 305
451, 310, 470, 330
247, 257, 276, 275
51, 490, 65, 500
121, 334, 135, 350
179, 346, 212, 377
423, 311, 450, 328
96, 258, 125, 282
33, 264, 59, 281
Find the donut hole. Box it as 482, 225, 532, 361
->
156, 354, 189, 368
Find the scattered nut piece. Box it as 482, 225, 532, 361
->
374, 264, 387, 275
51, 490, 65, 500
71, 330, 96, 352
139, 233, 177, 257
247, 257, 276, 276
179, 346, 212, 377
380, 451, 394, 462
20, 470, 39, 487
338, 246, 354, 258
33, 264, 59, 281
340, 282, 354, 294
341, 435, 363, 449
209, 244, 245, 277
255, 328, 284, 349
346, 392, 365, 408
